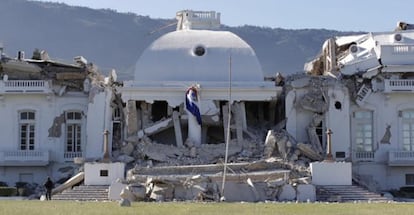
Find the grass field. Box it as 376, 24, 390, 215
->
0, 201, 413, 215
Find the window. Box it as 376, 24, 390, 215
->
113, 107, 121, 121
100, 170, 109, 177
315, 120, 325, 149
354, 110, 373, 152
406, 174, 414, 185
66, 111, 82, 153
402, 110, 414, 151
193, 46, 206, 56
19, 111, 35, 150
336, 151, 346, 158
112, 107, 122, 149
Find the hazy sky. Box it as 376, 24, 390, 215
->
34, 0, 414, 32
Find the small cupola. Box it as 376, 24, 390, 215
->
176, 10, 221, 31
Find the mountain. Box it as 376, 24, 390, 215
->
0, 0, 359, 80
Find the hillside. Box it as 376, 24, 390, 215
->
0, 0, 358, 80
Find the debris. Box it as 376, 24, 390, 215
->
138, 141, 184, 162
395, 21, 414, 31
296, 184, 316, 202
117, 155, 135, 164
307, 113, 324, 154
297, 142, 324, 161
119, 199, 131, 207
120, 186, 136, 202
264, 130, 276, 158
278, 184, 296, 201
246, 178, 259, 201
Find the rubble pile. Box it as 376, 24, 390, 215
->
110, 108, 319, 202
109, 102, 321, 202
111, 158, 315, 202
113, 134, 266, 168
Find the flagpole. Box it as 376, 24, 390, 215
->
221, 54, 232, 201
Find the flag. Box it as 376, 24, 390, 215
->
185, 87, 202, 125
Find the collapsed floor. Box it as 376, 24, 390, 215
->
104, 80, 331, 202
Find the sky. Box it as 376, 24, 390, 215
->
34, 0, 414, 32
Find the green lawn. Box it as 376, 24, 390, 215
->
0, 200, 413, 215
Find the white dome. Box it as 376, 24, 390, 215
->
134, 30, 264, 82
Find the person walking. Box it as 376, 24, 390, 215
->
44, 177, 54, 200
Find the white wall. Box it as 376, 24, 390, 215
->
353, 163, 388, 190
0, 86, 104, 187
311, 162, 352, 185
286, 89, 314, 143
85, 89, 114, 160
0, 166, 49, 186
345, 89, 414, 190
0, 93, 88, 161
326, 87, 351, 159
84, 162, 125, 185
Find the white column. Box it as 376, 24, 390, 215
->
186, 109, 201, 146
172, 111, 184, 147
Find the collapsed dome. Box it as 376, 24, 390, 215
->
134, 30, 265, 82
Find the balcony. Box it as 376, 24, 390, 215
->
388, 150, 414, 166
0, 150, 49, 166
352, 151, 375, 162
0, 80, 52, 93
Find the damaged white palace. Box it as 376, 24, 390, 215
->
0, 12, 413, 202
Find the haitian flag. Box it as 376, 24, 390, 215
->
185, 87, 202, 125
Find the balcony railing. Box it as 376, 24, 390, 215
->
64, 151, 83, 162
353, 151, 375, 162
0, 80, 51, 93
384, 79, 414, 92
0, 150, 49, 166
388, 150, 414, 166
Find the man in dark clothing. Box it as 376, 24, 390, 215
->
44, 177, 54, 200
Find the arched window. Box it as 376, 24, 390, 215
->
19, 110, 36, 150
401, 110, 414, 151
353, 110, 373, 152
65, 111, 82, 153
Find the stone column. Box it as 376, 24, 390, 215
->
325, 129, 333, 162
102, 130, 111, 163
126, 100, 138, 137
172, 111, 184, 147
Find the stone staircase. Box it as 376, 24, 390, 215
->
316, 185, 391, 202
52, 185, 109, 201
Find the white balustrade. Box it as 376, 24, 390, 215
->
384, 79, 414, 92
0, 150, 49, 165
0, 80, 50, 93
64, 152, 83, 162
388, 151, 414, 166
353, 151, 375, 162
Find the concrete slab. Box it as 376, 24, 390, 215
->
296, 184, 316, 202
278, 184, 296, 201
